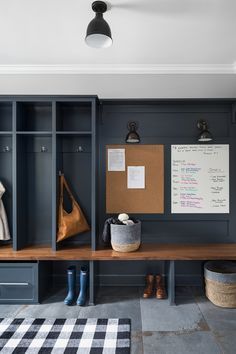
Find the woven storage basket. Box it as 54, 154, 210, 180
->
110, 221, 141, 252
204, 261, 236, 308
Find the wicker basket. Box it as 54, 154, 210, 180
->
110, 221, 141, 252
204, 261, 236, 308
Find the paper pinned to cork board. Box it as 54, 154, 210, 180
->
127, 166, 145, 189
108, 148, 125, 171
106, 145, 164, 214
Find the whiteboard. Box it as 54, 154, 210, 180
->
171, 145, 229, 214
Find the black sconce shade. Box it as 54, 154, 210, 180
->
85, 1, 112, 48
197, 120, 213, 142
126, 122, 140, 143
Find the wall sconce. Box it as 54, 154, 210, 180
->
126, 122, 140, 143
85, 1, 112, 48
197, 120, 213, 142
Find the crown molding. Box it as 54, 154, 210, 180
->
0, 64, 235, 75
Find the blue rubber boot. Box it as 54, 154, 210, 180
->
64, 266, 76, 306
76, 266, 88, 306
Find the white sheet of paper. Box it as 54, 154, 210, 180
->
127, 166, 145, 189
108, 149, 125, 171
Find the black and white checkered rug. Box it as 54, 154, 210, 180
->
0, 318, 131, 353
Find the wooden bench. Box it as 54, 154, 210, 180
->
1, 243, 236, 305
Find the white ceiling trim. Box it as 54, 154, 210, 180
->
0, 64, 235, 75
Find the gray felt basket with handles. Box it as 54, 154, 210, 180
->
110, 220, 141, 252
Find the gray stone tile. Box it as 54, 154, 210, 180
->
15, 289, 84, 318
131, 331, 143, 354
79, 297, 142, 331
142, 331, 222, 354
140, 297, 208, 332
0, 304, 23, 318
16, 302, 83, 318
212, 330, 236, 354
196, 296, 236, 331
8, 289, 141, 332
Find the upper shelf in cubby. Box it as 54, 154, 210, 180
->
0, 102, 12, 132
56, 131, 92, 135
16, 131, 52, 136
0, 131, 12, 135
17, 102, 52, 132
0, 99, 96, 134
56, 102, 92, 132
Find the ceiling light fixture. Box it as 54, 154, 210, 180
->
85, 1, 112, 49
197, 120, 213, 142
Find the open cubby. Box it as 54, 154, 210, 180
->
56, 135, 92, 248
0, 103, 12, 132
17, 102, 52, 132
56, 102, 92, 132
16, 135, 52, 249
0, 136, 12, 243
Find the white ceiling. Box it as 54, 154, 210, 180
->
0, 0, 236, 74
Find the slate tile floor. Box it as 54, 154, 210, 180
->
1, 286, 236, 354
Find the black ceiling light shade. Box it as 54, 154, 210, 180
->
85, 1, 112, 48
126, 122, 140, 143
197, 120, 213, 142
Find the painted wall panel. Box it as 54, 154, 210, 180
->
98, 100, 236, 284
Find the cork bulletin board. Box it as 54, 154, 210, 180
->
106, 145, 164, 214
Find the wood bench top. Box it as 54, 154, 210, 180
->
0, 243, 236, 261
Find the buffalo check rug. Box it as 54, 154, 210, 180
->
0, 318, 131, 354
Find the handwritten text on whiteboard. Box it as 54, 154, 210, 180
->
171, 145, 229, 213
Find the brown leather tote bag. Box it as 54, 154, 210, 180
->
57, 175, 90, 242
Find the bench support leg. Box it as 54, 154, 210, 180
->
89, 260, 95, 306
166, 260, 175, 306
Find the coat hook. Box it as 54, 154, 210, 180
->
41, 146, 47, 152
3, 146, 11, 152
75, 146, 83, 153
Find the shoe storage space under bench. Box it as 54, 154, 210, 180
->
0, 262, 51, 304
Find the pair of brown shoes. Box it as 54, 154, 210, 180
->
143, 274, 167, 299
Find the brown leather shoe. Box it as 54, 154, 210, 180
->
143, 274, 154, 298
155, 274, 167, 299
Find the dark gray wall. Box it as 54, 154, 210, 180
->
1, 97, 235, 287
97, 100, 236, 285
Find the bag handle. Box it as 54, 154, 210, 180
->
60, 175, 74, 202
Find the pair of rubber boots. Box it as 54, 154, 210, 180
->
64, 266, 88, 306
